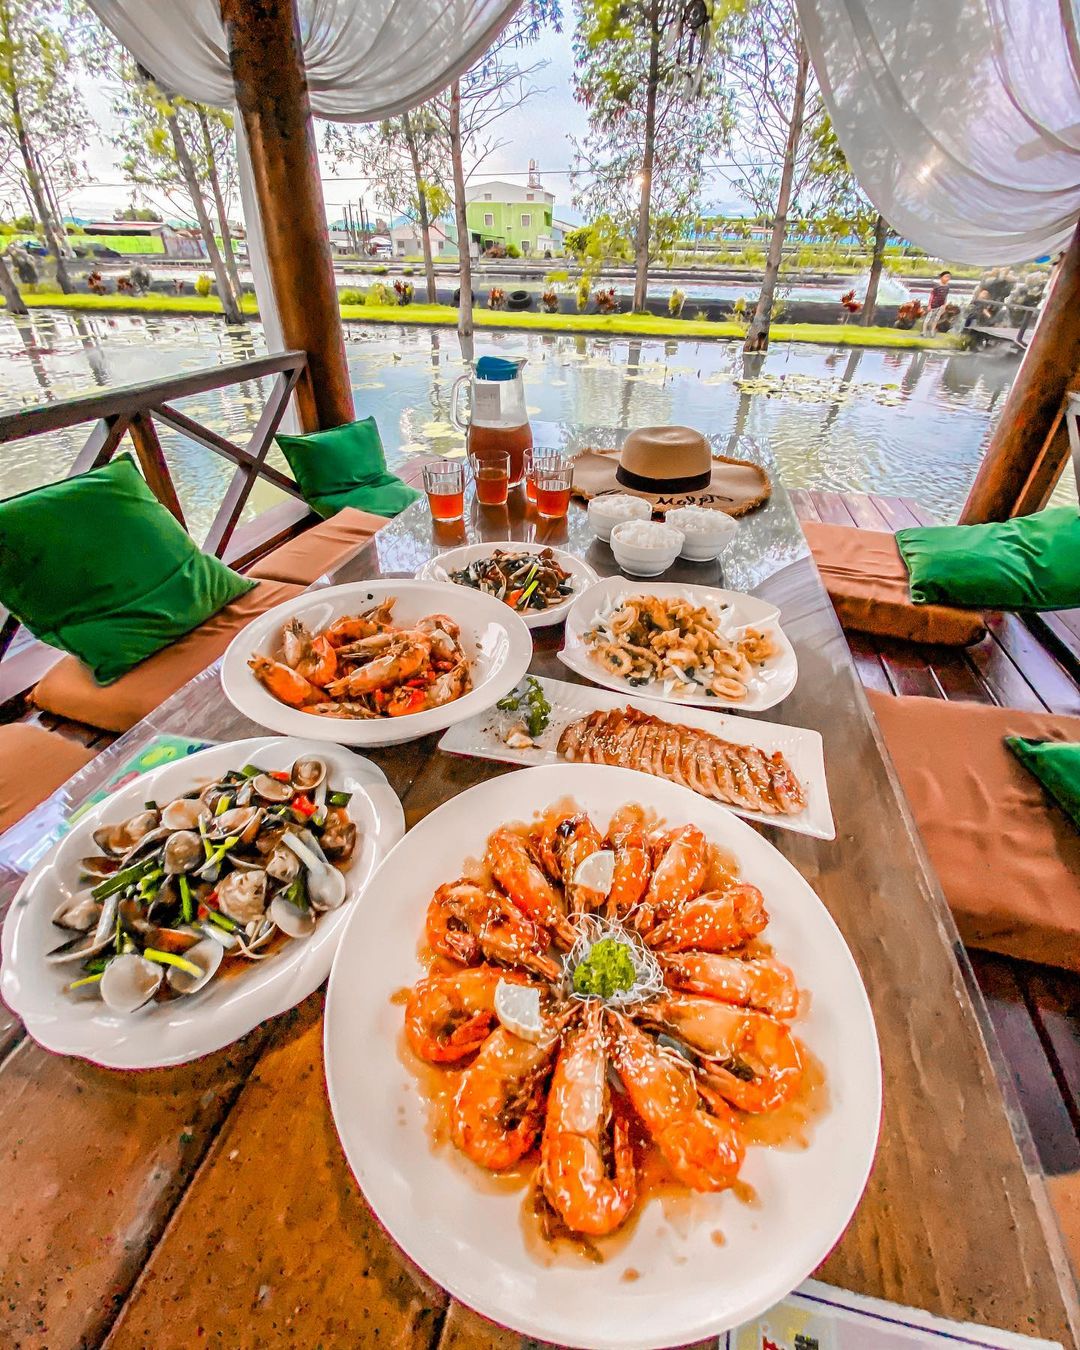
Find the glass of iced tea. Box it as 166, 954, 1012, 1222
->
470, 450, 510, 507
534, 460, 574, 520
423, 461, 465, 521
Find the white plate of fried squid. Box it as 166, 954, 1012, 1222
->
560, 579, 798, 713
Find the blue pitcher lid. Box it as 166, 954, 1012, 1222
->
475, 355, 522, 381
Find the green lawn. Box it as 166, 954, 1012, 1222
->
5, 291, 960, 349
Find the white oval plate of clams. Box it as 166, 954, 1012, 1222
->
324, 763, 880, 1350
1, 737, 404, 1068
416, 541, 599, 629
221, 579, 533, 747
559, 577, 798, 713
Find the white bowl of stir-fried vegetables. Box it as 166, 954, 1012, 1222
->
416, 543, 599, 629
1, 737, 404, 1068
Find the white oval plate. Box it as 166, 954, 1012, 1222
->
325, 763, 881, 1350
221, 579, 533, 747
416, 541, 599, 629
559, 578, 797, 713
1, 737, 405, 1068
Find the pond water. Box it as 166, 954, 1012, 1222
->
0, 310, 1031, 546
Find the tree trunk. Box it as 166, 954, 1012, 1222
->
632, 0, 662, 313
743, 36, 810, 352
5, 53, 71, 293
0, 251, 27, 314
165, 108, 244, 325
403, 111, 438, 305
860, 213, 888, 326
449, 82, 473, 359
196, 105, 244, 307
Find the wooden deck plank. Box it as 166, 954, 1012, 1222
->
965, 633, 1049, 713
1030, 611, 1080, 683
104, 995, 447, 1350
1024, 968, 1080, 1145
925, 645, 997, 704
808, 489, 858, 526
787, 487, 820, 523
843, 493, 893, 531
899, 497, 938, 526
845, 632, 893, 694
968, 953, 1080, 1176
987, 615, 1080, 716
869, 493, 923, 530
874, 637, 944, 699
0, 1025, 270, 1350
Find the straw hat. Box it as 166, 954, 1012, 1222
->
571, 426, 771, 516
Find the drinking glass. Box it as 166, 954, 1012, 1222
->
526, 452, 563, 505
470, 450, 510, 507
534, 460, 574, 520
423, 461, 466, 522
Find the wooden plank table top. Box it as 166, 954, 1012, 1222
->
2, 443, 1078, 1350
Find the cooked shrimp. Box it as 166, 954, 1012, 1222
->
539, 1003, 636, 1235
605, 805, 652, 917
635, 824, 708, 931
416, 613, 463, 659
293, 633, 337, 687
645, 994, 803, 1114
607, 1011, 743, 1191
425, 879, 561, 980
385, 659, 471, 717
281, 616, 312, 668
247, 655, 324, 707
324, 599, 396, 647
406, 966, 532, 1063
535, 811, 604, 913
486, 827, 576, 947
659, 950, 798, 1018
646, 884, 768, 953
325, 636, 431, 697
451, 1018, 565, 1171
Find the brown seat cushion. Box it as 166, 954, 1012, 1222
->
804, 521, 986, 646
0, 724, 95, 833
1047, 1173, 1080, 1279
868, 690, 1080, 971
30, 580, 304, 735
247, 508, 388, 585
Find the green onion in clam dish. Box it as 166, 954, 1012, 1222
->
48, 757, 358, 1014
447, 548, 574, 614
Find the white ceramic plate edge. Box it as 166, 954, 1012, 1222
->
416, 542, 599, 630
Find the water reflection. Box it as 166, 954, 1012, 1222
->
0, 309, 1031, 540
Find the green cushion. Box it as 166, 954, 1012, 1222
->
896, 507, 1080, 611
276, 416, 421, 520
0, 455, 254, 684
1006, 736, 1080, 832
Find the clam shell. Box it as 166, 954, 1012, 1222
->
290, 757, 327, 791
163, 830, 203, 875
270, 894, 317, 939
166, 936, 224, 995
159, 798, 207, 832
252, 774, 294, 804
100, 954, 163, 1013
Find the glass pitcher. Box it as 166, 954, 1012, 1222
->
451, 355, 533, 487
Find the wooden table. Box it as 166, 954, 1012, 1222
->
2, 463, 1078, 1350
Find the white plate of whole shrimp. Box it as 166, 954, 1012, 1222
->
220, 580, 533, 747
559, 578, 798, 713
324, 763, 880, 1350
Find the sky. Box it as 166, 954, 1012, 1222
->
62, 26, 745, 228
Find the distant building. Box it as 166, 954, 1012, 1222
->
81, 220, 206, 259
389, 217, 456, 258
464, 162, 555, 255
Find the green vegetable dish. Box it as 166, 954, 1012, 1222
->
448, 548, 574, 613
497, 675, 552, 740
48, 756, 358, 1014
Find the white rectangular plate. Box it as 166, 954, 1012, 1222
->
439, 675, 834, 839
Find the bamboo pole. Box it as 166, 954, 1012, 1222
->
219, 0, 353, 431
961, 219, 1080, 522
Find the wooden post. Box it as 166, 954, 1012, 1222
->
219, 0, 353, 431
960, 219, 1080, 522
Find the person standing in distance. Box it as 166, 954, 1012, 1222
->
922, 270, 951, 335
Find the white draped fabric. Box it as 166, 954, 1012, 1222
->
796, 0, 1080, 264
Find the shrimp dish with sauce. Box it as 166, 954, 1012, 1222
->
402, 800, 817, 1240
248, 597, 472, 720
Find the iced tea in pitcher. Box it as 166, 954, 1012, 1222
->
451, 355, 533, 486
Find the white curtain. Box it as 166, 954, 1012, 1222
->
796, 0, 1080, 264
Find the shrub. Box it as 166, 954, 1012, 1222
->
545, 269, 568, 285
116, 275, 134, 293
894, 298, 925, 329
194, 273, 213, 297
373, 264, 388, 275
86, 270, 108, 296
402, 266, 414, 276
668, 287, 686, 317
393, 278, 414, 305
506, 243, 521, 259
487, 286, 506, 310
593, 286, 618, 314
129, 265, 152, 294
576, 276, 591, 311
366, 281, 394, 306
693, 308, 708, 321
339, 288, 364, 306
540, 288, 560, 313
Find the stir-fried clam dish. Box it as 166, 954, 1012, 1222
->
447, 548, 575, 614
584, 594, 779, 702
249, 597, 472, 720
49, 758, 357, 1012
404, 802, 813, 1239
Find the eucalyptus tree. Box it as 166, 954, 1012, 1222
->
0, 0, 93, 293
323, 110, 450, 303
571, 0, 736, 310
724, 0, 825, 350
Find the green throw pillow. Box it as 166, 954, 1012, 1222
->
896, 507, 1080, 611
276, 416, 421, 520
1006, 736, 1080, 832
0, 454, 253, 684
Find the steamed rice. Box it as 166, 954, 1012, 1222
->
611, 520, 683, 549
665, 506, 734, 538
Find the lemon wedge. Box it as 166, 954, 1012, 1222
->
573, 849, 616, 898
494, 980, 544, 1042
